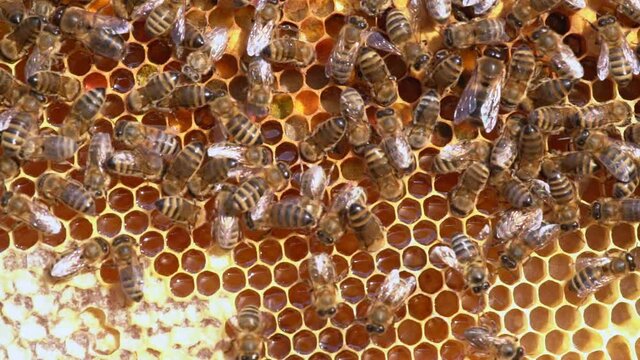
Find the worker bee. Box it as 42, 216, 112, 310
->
498, 176, 536, 208
363, 144, 405, 201
528, 105, 577, 133
454, 47, 506, 133
0, 16, 42, 62
432, 233, 491, 294
27, 71, 80, 101
300, 116, 347, 163
505, 0, 561, 33
127, 71, 180, 114
106, 149, 165, 181
212, 185, 241, 250
574, 129, 637, 183
1, 112, 38, 157
494, 207, 543, 243
570, 100, 633, 129
347, 202, 384, 251
206, 142, 273, 168
52, 6, 130, 60
541, 159, 580, 230
229, 305, 265, 360
248, 200, 316, 230
227, 162, 291, 215
376, 108, 415, 174
158, 84, 222, 109
596, 15, 640, 87
464, 323, 525, 359
449, 162, 490, 217
210, 96, 264, 146
0, 67, 26, 105
112, 234, 145, 302
554, 151, 600, 177
25, 25, 62, 80
37, 173, 96, 215
568, 250, 636, 298
326, 16, 369, 85
111, 0, 147, 19
431, 140, 492, 174
19, 135, 78, 162
443, 18, 508, 49
530, 26, 584, 80
49, 237, 110, 281
261, 36, 316, 67
424, 49, 463, 92
133, 0, 187, 46
155, 196, 200, 227
0, 191, 62, 234
60, 88, 107, 140
500, 222, 561, 270
385, 9, 430, 76
489, 114, 521, 175
360, 0, 392, 15
366, 269, 416, 334
84, 133, 113, 197
161, 141, 205, 196
187, 157, 239, 198
114, 120, 180, 156
500, 45, 535, 112
0, 1, 25, 25
517, 124, 545, 179
339, 87, 371, 149
316, 183, 367, 245
182, 27, 229, 82
300, 164, 328, 221
307, 253, 340, 317
409, 89, 440, 150
592, 197, 640, 223
246, 0, 281, 57
527, 77, 575, 106
246, 58, 274, 118
357, 47, 398, 106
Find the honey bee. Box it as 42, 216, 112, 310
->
27, 71, 80, 101
431, 140, 492, 174
500, 45, 535, 112
376, 108, 415, 174
84, 133, 113, 197
454, 47, 506, 133
360, 0, 392, 15
357, 47, 397, 106
248, 200, 316, 230
159, 84, 222, 109
127, 71, 180, 114
326, 16, 369, 85
464, 323, 525, 359
449, 162, 490, 217
541, 159, 580, 230
212, 185, 240, 250
624, 123, 640, 145
60, 88, 107, 140
133, 0, 187, 46
307, 253, 340, 317
409, 89, 440, 149
155, 196, 200, 227
229, 305, 265, 360
494, 207, 542, 243
49, 237, 110, 281
0, 155, 19, 183
592, 197, 640, 223
570, 100, 633, 129
366, 269, 416, 334
363, 144, 404, 201
443, 18, 508, 49
25, 25, 62, 80
568, 250, 636, 298
424, 49, 463, 92
505, 0, 561, 33
112, 234, 144, 302
187, 157, 239, 198
528, 105, 577, 133
385, 9, 430, 76
182, 27, 229, 82
300, 116, 347, 163
527, 77, 575, 106
111, 0, 147, 19
489, 114, 521, 175
300, 165, 328, 221
0, 16, 42, 62
210, 96, 264, 146
0, 191, 62, 234
0, 67, 27, 105
19, 135, 78, 163
114, 120, 180, 156
246, 0, 281, 57
347, 202, 384, 251
227, 162, 291, 215
0, 1, 25, 25
246, 58, 274, 118
261, 36, 316, 67
596, 15, 640, 87
161, 141, 205, 196
206, 142, 273, 168
432, 233, 490, 294
1, 112, 38, 157
517, 123, 545, 179
316, 184, 366, 245
554, 151, 600, 177
574, 129, 637, 184
500, 222, 561, 270
106, 149, 165, 181
339, 87, 371, 149
37, 173, 96, 215
498, 176, 535, 208
529, 26, 584, 80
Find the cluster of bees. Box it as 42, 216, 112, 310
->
0, 0, 639, 358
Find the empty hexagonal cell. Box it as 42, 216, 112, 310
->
504, 309, 526, 334
538, 280, 563, 307
573, 328, 603, 352
569, 81, 592, 107
434, 291, 459, 317
272, 93, 295, 119
267, 333, 291, 359
555, 305, 579, 331
586, 224, 610, 251
402, 246, 426, 270
440, 340, 465, 360
488, 285, 512, 311
372, 202, 396, 226
413, 220, 437, 246
344, 324, 369, 351
318, 328, 343, 353
523, 256, 547, 283
611, 223, 635, 249
259, 239, 283, 264
262, 120, 283, 145
97, 214, 121, 237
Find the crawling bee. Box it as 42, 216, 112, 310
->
431, 140, 492, 174
299, 117, 347, 162
500, 222, 561, 270
114, 120, 180, 156
408, 89, 440, 150
0, 16, 41, 62
158, 84, 221, 109
25, 25, 62, 80
505, 0, 561, 33
261, 36, 316, 67
84, 133, 113, 197
155, 196, 200, 227
541, 159, 579, 230
347, 202, 385, 251
554, 151, 600, 177
357, 47, 398, 106
326, 16, 369, 84
339, 87, 371, 149
161, 141, 205, 196
454, 47, 506, 133
227, 162, 291, 215
464, 323, 525, 359
247, 199, 316, 230
366, 269, 416, 334
592, 197, 640, 223
376, 108, 415, 174
421, 0, 451, 23
443, 18, 508, 49
500, 45, 535, 112
246, 0, 281, 57
0, 191, 62, 234
0, 1, 25, 25
229, 305, 265, 360
527, 77, 575, 106
497, 175, 536, 209
316, 184, 366, 245
432, 233, 491, 294
246, 58, 274, 118
449, 162, 490, 217
212, 185, 241, 250
530, 26, 584, 80
568, 250, 636, 298
133, 0, 187, 47
28, 71, 80, 101
493, 207, 543, 244
187, 157, 239, 198
307, 253, 340, 318
49, 237, 110, 281
1, 112, 38, 157
210, 96, 264, 146
424, 49, 463, 92
19, 134, 78, 162
517, 123, 545, 179
127, 71, 180, 114
299, 165, 328, 222
570, 100, 633, 129
596, 15, 640, 87
112, 234, 144, 302
107, 149, 165, 181
489, 114, 521, 175
37, 173, 96, 215
385, 9, 430, 76
574, 129, 637, 184
363, 144, 405, 201
528, 105, 577, 133
182, 27, 229, 82
60, 88, 107, 140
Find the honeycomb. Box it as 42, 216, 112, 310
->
1, 0, 640, 358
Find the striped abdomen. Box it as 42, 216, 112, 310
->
145, 3, 176, 37
61, 180, 96, 214
451, 233, 479, 264
568, 265, 603, 296
607, 42, 634, 86
269, 203, 315, 228
385, 9, 412, 45
224, 114, 263, 146
237, 305, 263, 331
229, 178, 268, 214
306, 117, 347, 152
547, 172, 575, 205
358, 47, 389, 84
364, 145, 395, 178
155, 197, 199, 223
502, 179, 533, 208
2, 112, 35, 155
621, 199, 640, 221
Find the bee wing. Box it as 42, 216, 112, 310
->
478, 72, 503, 133
597, 40, 610, 81
454, 70, 481, 127
248, 58, 274, 86
562, 0, 585, 9
206, 143, 246, 161
49, 246, 86, 279
365, 31, 401, 55
621, 37, 640, 75
213, 213, 240, 247
309, 253, 336, 285
495, 207, 543, 241
87, 133, 114, 168
25, 48, 48, 80
301, 165, 328, 200
204, 27, 230, 62
472, 0, 496, 15
255, 0, 268, 11
523, 222, 561, 250
430, 245, 463, 272
330, 184, 366, 212
132, 0, 164, 19
597, 151, 632, 182
170, 2, 187, 47
120, 256, 145, 290
376, 269, 416, 308
491, 137, 518, 169
463, 326, 494, 351
555, 45, 584, 79
247, 18, 276, 57
575, 255, 613, 270
25, 199, 63, 235
408, 0, 425, 34
248, 191, 274, 223
383, 135, 414, 173
0, 108, 18, 132
437, 141, 473, 161
93, 14, 131, 34
325, 30, 360, 78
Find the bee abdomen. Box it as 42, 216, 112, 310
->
230, 178, 268, 214
269, 203, 315, 228
503, 180, 533, 208
569, 266, 600, 294
451, 233, 478, 263
621, 199, 640, 221
62, 182, 96, 214
385, 9, 412, 45
224, 114, 263, 146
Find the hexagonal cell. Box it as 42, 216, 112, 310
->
170, 272, 195, 297
573, 328, 603, 352
538, 280, 563, 307
154, 252, 179, 277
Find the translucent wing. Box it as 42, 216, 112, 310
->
575, 255, 614, 270
563, 0, 585, 8
301, 165, 327, 200
170, 2, 186, 47
206, 27, 230, 62
472, 0, 496, 15
597, 40, 610, 81
87, 133, 113, 169
119, 257, 144, 294
255, 0, 268, 11
382, 135, 414, 173
464, 326, 494, 352
598, 149, 632, 182
25, 199, 63, 235
248, 58, 274, 86
437, 141, 473, 161
495, 207, 543, 241
454, 65, 502, 132
325, 28, 360, 78
247, 16, 276, 57
25, 48, 48, 80
491, 137, 517, 170
408, 0, 425, 33
248, 191, 274, 224
132, 0, 163, 19
329, 184, 366, 213
365, 31, 401, 55
308, 253, 336, 285
522, 222, 561, 250
478, 74, 503, 133
213, 213, 240, 249
0, 108, 18, 132
93, 13, 131, 34
430, 245, 463, 272
622, 38, 640, 75
376, 269, 416, 309
453, 71, 480, 126
207, 143, 246, 160
553, 45, 584, 79
461, 0, 482, 6
49, 247, 85, 279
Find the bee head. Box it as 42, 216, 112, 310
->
413, 54, 431, 71
499, 342, 523, 360
239, 354, 259, 360
626, 253, 637, 272
317, 306, 337, 318
348, 15, 368, 30
0, 191, 13, 207
500, 254, 518, 270
434, 49, 449, 60
506, 13, 523, 29
597, 15, 616, 27
530, 26, 549, 41
95, 237, 110, 255
276, 161, 291, 180
366, 323, 385, 334
591, 201, 602, 220
574, 129, 590, 148
484, 46, 505, 60
514, 346, 525, 360
376, 108, 395, 118
316, 229, 335, 245
560, 221, 579, 232
51, 6, 66, 27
